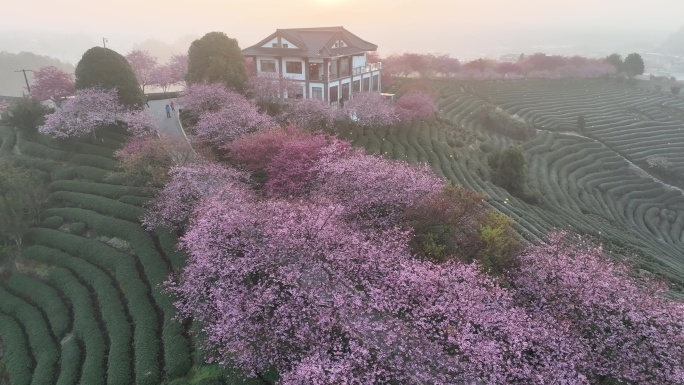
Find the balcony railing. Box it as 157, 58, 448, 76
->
326, 62, 382, 80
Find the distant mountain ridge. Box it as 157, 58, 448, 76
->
0, 52, 75, 97
661, 25, 684, 54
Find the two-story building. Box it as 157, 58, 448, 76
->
242, 26, 382, 105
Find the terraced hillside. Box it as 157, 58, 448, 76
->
340, 80, 684, 286
0, 126, 197, 385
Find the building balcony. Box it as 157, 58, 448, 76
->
327, 62, 382, 80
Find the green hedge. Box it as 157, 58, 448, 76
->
0, 314, 32, 385
0, 287, 59, 385
118, 195, 151, 206
146, 92, 179, 101
25, 230, 161, 385
55, 334, 82, 385
17, 140, 68, 161
42, 216, 64, 229
42, 208, 192, 380
155, 230, 186, 270
49, 180, 154, 200
0, 126, 17, 155
21, 245, 133, 385
53, 166, 110, 182
38, 266, 106, 385
69, 154, 120, 171
49, 191, 144, 222
5, 154, 64, 174
3, 274, 70, 339
66, 141, 116, 158
68, 222, 88, 236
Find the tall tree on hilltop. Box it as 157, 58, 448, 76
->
605, 53, 623, 72
30, 66, 75, 107
623, 53, 645, 77
75, 47, 144, 106
186, 32, 247, 92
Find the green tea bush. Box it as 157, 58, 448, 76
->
69, 154, 120, 171
4, 274, 70, 339
0, 314, 32, 385
68, 222, 87, 236
0, 126, 17, 154
55, 335, 81, 385
49, 180, 153, 200
49, 191, 144, 222
0, 287, 59, 385
53, 166, 109, 182
17, 140, 68, 161
42, 216, 64, 229
118, 195, 150, 206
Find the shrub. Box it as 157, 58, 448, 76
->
42, 216, 64, 229
494, 145, 527, 195
1, 96, 50, 136
68, 222, 87, 235
69, 154, 120, 171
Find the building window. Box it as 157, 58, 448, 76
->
293, 86, 304, 99
283, 43, 289, 48
341, 83, 350, 101
261, 60, 276, 73
330, 86, 339, 102
312, 87, 323, 100
363, 77, 370, 91
286, 61, 302, 74
272, 43, 278, 47
372, 74, 379, 91
353, 79, 360, 93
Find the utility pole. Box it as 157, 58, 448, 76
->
14, 69, 34, 94
103, 37, 108, 49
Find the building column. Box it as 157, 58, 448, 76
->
323, 58, 330, 102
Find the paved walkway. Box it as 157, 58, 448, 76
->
146, 99, 195, 155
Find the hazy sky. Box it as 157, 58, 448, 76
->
2, 0, 684, 62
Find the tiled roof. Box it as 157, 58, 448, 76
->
242, 26, 377, 58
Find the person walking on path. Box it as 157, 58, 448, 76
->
170, 100, 175, 111
165, 104, 171, 118
144, 95, 150, 108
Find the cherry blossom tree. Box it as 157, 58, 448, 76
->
494, 62, 522, 77
39, 87, 154, 138
178, 83, 238, 116
168, 54, 188, 87
142, 162, 249, 231
115, 134, 193, 186
223, 128, 294, 170
30, 66, 75, 107
394, 90, 437, 122
167, 183, 582, 384
0, 99, 7, 115
151, 64, 174, 93
264, 134, 331, 197
247, 72, 301, 104
193, 94, 275, 147
343, 92, 398, 128
514, 231, 684, 384
277, 98, 337, 131
126, 50, 158, 93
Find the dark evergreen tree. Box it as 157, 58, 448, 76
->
605, 53, 623, 72
75, 47, 144, 107
495, 145, 526, 195
1, 96, 50, 136
186, 32, 247, 92
623, 53, 645, 77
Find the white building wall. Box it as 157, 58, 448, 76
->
260, 38, 278, 48
256, 55, 280, 73
281, 38, 298, 48
281, 56, 306, 81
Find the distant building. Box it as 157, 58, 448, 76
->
242, 26, 382, 105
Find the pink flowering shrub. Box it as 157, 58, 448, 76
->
278, 98, 337, 130
514, 231, 684, 384
222, 128, 294, 171
343, 92, 398, 127
394, 90, 437, 122
192, 96, 275, 147
39, 87, 155, 138
142, 162, 250, 231
178, 83, 238, 115
313, 143, 442, 228
264, 134, 331, 197
169, 195, 580, 384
